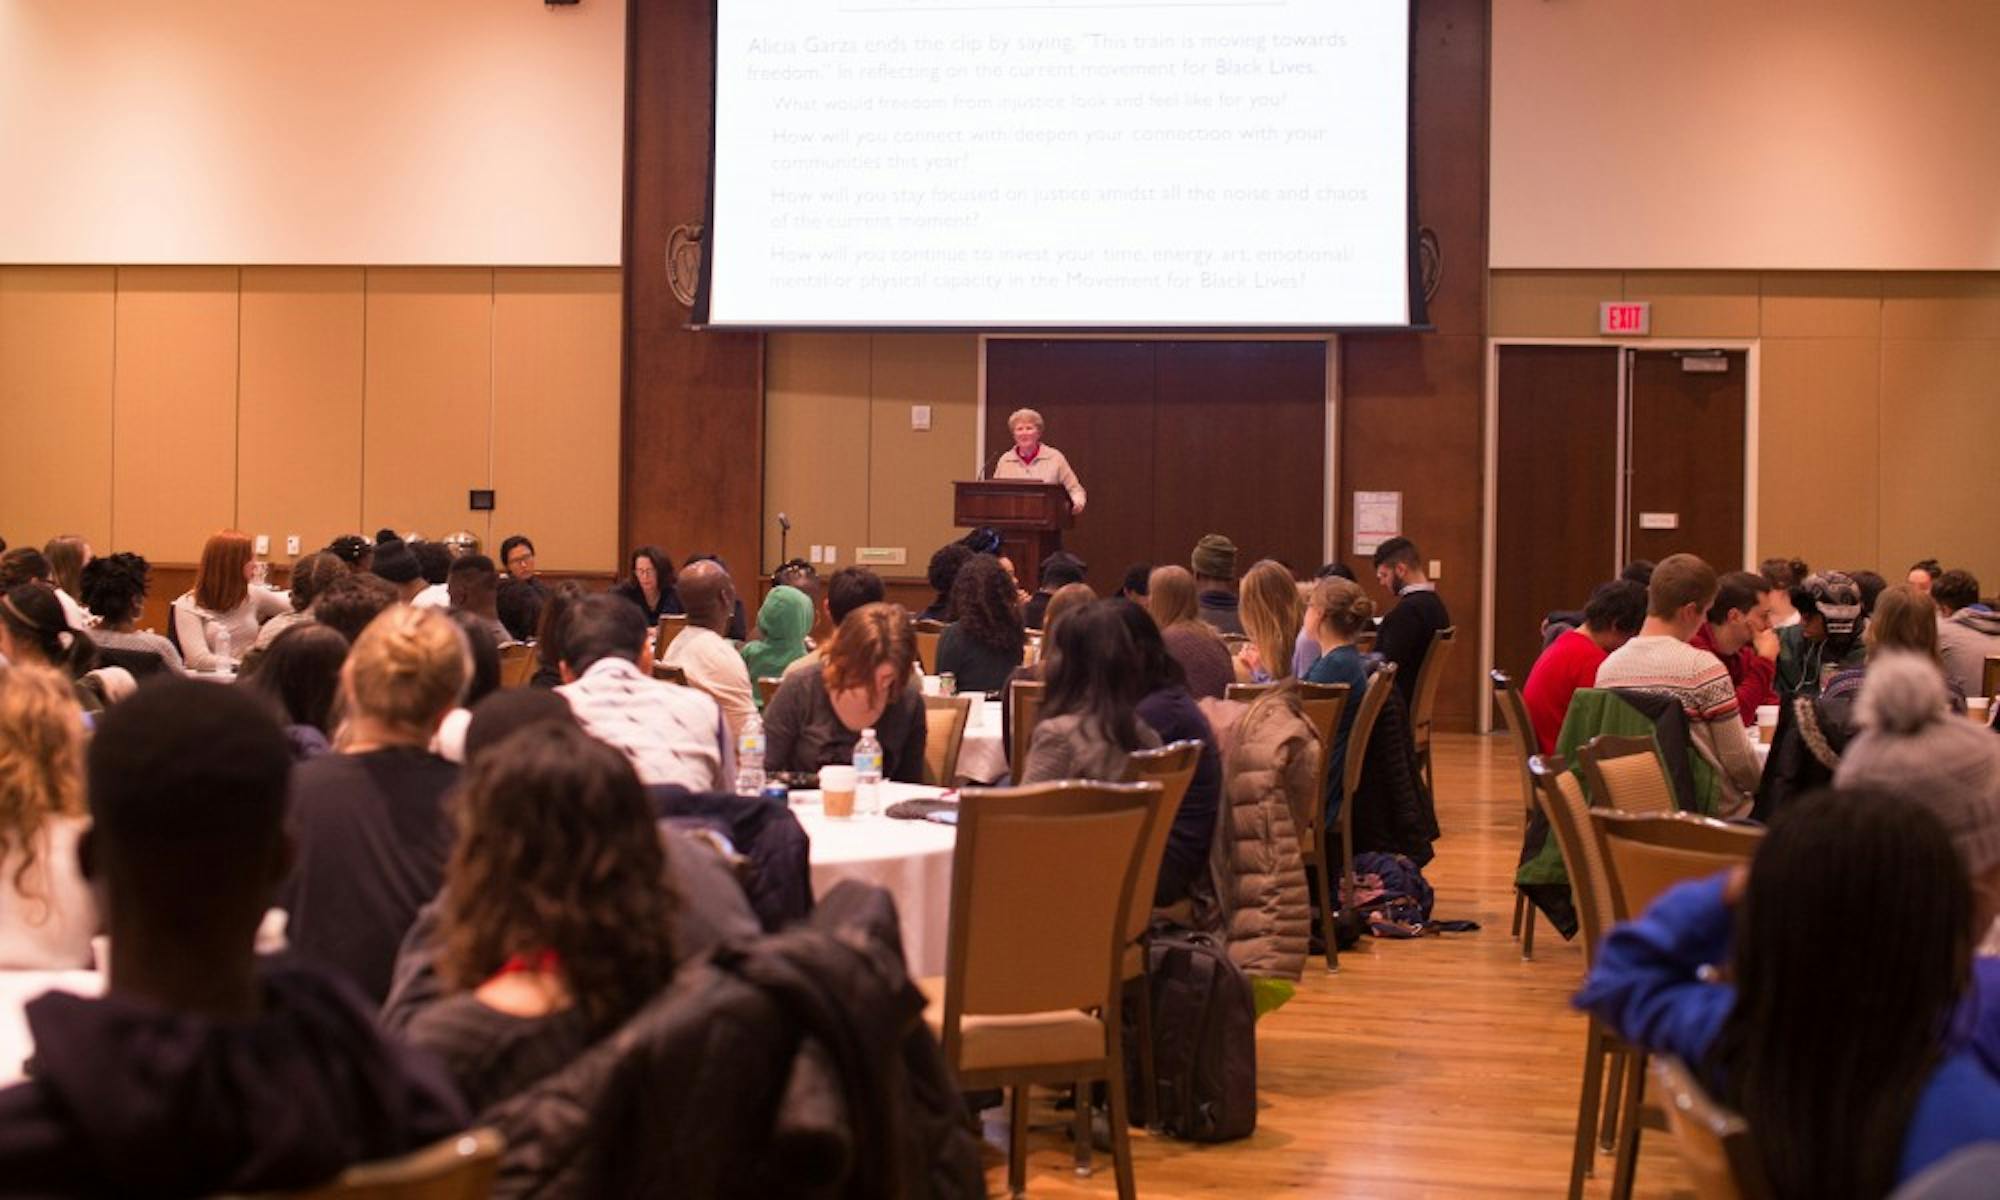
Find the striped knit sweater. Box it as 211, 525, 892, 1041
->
1594, 634, 1762, 811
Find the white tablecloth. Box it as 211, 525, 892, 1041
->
793, 782, 958, 976
0, 970, 103, 1087
955, 699, 1008, 783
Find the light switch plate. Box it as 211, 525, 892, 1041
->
1638, 512, 1679, 530
254, 534, 270, 556
808, 545, 823, 564
911, 404, 932, 431
285, 535, 301, 556
1428, 559, 1442, 579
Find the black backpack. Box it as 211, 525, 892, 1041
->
1123, 929, 1257, 1143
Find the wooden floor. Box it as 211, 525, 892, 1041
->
980, 732, 1695, 1199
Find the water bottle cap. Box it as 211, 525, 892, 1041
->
861, 727, 876, 737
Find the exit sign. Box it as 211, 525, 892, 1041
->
1600, 301, 1651, 335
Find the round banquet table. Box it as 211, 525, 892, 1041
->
954, 698, 1008, 784
792, 782, 959, 976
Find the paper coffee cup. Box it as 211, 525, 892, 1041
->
819, 765, 858, 818
1755, 704, 1780, 743
1968, 696, 1992, 724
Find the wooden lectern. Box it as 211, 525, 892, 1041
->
953, 480, 1073, 590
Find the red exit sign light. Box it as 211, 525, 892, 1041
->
1600, 301, 1651, 335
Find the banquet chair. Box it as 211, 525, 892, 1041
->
654, 614, 689, 657
1576, 735, 1677, 815
1529, 754, 1627, 1200
1327, 664, 1396, 971
1590, 811, 1764, 1200
496, 643, 537, 689
755, 676, 783, 708
1118, 740, 1202, 1128
1408, 626, 1457, 802
922, 693, 974, 786
1290, 682, 1350, 971
921, 780, 1161, 1200
915, 628, 942, 675
1007, 679, 1046, 783
1651, 1056, 1770, 1200
1489, 670, 1541, 959
1984, 655, 2000, 701
286, 1127, 502, 1198
652, 662, 689, 687
1223, 682, 1276, 702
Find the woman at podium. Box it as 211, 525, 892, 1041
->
992, 407, 1087, 514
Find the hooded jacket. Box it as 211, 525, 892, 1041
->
741, 586, 814, 688
1938, 608, 2000, 705
0, 960, 468, 1198
1196, 691, 1314, 981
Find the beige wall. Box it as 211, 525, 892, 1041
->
0, 0, 623, 265
1490, 270, 2000, 590
1491, 0, 2000, 270
764, 334, 980, 575
0, 266, 622, 571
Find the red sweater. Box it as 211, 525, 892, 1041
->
1521, 629, 1607, 756
1690, 623, 1777, 725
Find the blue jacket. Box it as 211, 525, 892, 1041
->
1575, 874, 2000, 1186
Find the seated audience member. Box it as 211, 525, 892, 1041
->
1822, 584, 1964, 709
311, 571, 400, 644
1021, 600, 1161, 784
682, 553, 751, 641
1119, 562, 1152, 605
1575, 788, 2000, 1195
394, 724, 681, 1112
1594, 554, 1761, 813
919, 542, 974, 623
1520, 579, 1647, 755
1933, 569, 2000, 702
370, 535, 425, 603
1147, 565, 1236, 701
1540, 560, 1653, 648
1118, 602, 1220, 906
325, 532, 374, 572
740, 585, 813, 696
459, 687, 580, 763
171, 530, 289, 671
0, 667, 96, 968
1759, 555, 1807, 627
410, 540, 453, 608
496, 577, 544, 645
249, 551, 345, 657
432, 610, 503, 762
1853, 569, 1889, 618
611, 545, 682, 623
529, 580, 586, 690
998, 582, 1099, 752
41, 536, 92, 632
0, 585, 98, 708
80, 551, 185, 676
1301, 576, 1381, 809
1190, 534, 1245, 636
558, 595, 730, 791
0, 547, 51, 594
936, 554, 1027, 694
770, 557, 822, 625
447, 554, 512, 649
240, 623, 350, 760
1689, 570, 1780, 724
0, 680, 467, 1194
1292, 562, 1357, 677
960, 525, 1003, 556
764, 602, 926, 782
1776, 570, 1866, 699
661, 560, 756, 737
784, 566, 885, 679
279, 607, 469, 1002
1909, 558, 1943, 597
1023, 551, 1088, 630
1235, 559, 1302, 684
1373, 537, 1452, 709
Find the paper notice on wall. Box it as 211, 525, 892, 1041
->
1353, 491, 1402, 557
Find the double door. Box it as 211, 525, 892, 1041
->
1492, 345, 1748, 684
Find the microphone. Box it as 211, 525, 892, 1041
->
777, 511, 792, 532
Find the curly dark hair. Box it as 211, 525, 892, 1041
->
947, 554, 1025, 659
80, 552, 151, 625
437, 722, 679, 1035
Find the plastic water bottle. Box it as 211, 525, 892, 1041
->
852, 727, 884, 816
735, 712, 766, 797
210, 621, 235, 673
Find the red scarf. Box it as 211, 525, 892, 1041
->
1016, 442, 1041, 466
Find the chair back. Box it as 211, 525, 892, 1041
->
1577, 734, 1677, 814
1528, 754, 1617, 966
938, 782, 1158, 1059
1651, 1056, 1771, 1200
652, 662, 689, 687
1120, 741, 1202, 940
1333, 664, 1398, 883
922, 693, 975, 786
915, 628, 942, 675
1294, 684, 1350, 859
1984, 655, 2000, 702
1224, 682, 1276, 702
286, 1128, 503, 1198
1006, 678, 1045, 782
1489, 670, 1539, 818
655, 614, 689, 656
496, 642, 538, 689
1592, 811, 1763, 921
95, 645, 167, 679
1410, 625, 1457, 740
755, 676, 783, 708
913, 617, 948, 634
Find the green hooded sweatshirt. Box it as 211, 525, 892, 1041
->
741, 585, 814, 702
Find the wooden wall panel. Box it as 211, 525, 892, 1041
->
1622, 272, 1760, 339
1881, 274, 2000, 341
867, 335, 979, 570
238, 267, 364, 559
1488, 271, 1611, 339
1759, 273, 1881, 339
0, 268, 115, 551
111, 267, 239, 560
1878, 338, 2000, 587
362, 268, 492, 544
493, 269, 622, 572
763, 334, 870, 571
1754, 338, 1881, 572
